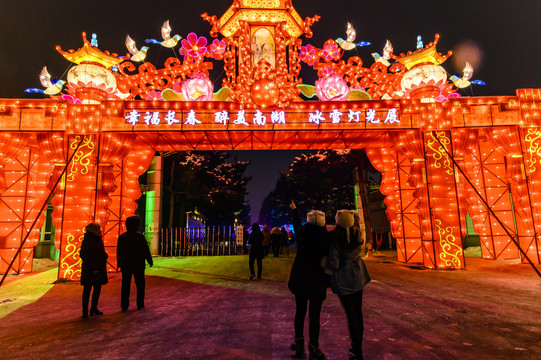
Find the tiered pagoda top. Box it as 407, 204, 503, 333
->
216, 0, 305, 37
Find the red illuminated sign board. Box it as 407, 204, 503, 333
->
123, 102, 407, 131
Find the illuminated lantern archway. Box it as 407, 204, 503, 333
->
1, 0, 540, 278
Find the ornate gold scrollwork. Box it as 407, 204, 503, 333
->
524, 128, 541, 174
60, 233, 83, 279
435, 219, 462, 268
67, 135, 95, 182
427, 131, 454, 175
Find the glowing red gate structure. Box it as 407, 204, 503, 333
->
1, 0, 540, 279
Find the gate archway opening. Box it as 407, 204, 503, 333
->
1, 0, 540, 281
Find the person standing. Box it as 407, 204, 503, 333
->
270, 225, 282, 257
117, 215, 153, 311
262, 225, 271, 258
80, 222, 108, 318
280, 225, 290, 256
288, 201, 329, 360
248, 223, 264, 280
326, 210, 371, 360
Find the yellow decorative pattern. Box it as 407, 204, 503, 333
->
427, 131, 454, 175
435, 219, 462, 268
221, 10, 304, 38
60, 233, 83, 279
242, 0, 281, 7
67, 135, 94, 182
524, 128, 541, 174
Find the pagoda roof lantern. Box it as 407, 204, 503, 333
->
204, 0, 317, 39
391, 34, 452, 70
56, 32, 130, 68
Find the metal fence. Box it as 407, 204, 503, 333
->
159, 226, 242, 256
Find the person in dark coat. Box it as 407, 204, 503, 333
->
288, 201, 329, 360
262, 225, 271, 258
270, 225, 282, 257
326, 210, 371, 360
248, 223, 264, 280
80, 222, 108, 318
117, 216, 153, 311
280, 225, 290, 256
242, 226, 250, 254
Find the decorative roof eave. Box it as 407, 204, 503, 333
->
391, 34, 452, 70
56, 32, 130, 68
205, 0, 315, 39
220, 9, 305, 37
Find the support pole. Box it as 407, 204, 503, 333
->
145, 155, 162, 255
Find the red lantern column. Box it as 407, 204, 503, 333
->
482, 127, 532, 261
464, 138, 516, 260
57, 133, 98, 280
424, 130, 466, 269
389, 130, 429, 264
519, 127, 541, 264
366, 145, 423, 263
0, 135, 52, 274
38, 101, 116, 279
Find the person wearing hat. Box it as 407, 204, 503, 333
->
288, 201, 329, 360
326, 210, 371, 360
80, 222, 108, 318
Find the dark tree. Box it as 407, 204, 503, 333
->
162, 151, 251, 227
258, 172, 293, 225
260, 150, 359, 225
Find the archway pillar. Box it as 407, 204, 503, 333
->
0, 135, 52, 274
366, 145, 423, 264
422, 130, 466, 269
520, 127, 541, 264
145, 155, 163, 255
37, 111, 143, 279
388, 130, 466, 269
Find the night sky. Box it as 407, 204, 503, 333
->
0, 0, 540, 222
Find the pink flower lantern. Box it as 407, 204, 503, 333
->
146, 90, 162, 101
322, 44, 340, 61
180, 74, 214, 101
321, 67, 334, 78
315, 73, 350, 101
210, 39, 226, 55
180, 33, 208, 58
299, 44, 316, 65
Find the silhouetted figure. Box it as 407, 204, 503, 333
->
327, 210, 371, 360
243, 226, 250, 254
248, 223, 264, 280
270, 225, 282, 257
117, 216, 153, 311
281, 225, 289, 256
262, 225, 271, 258
80, 222, 108, 318
288, 201, 329, 359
